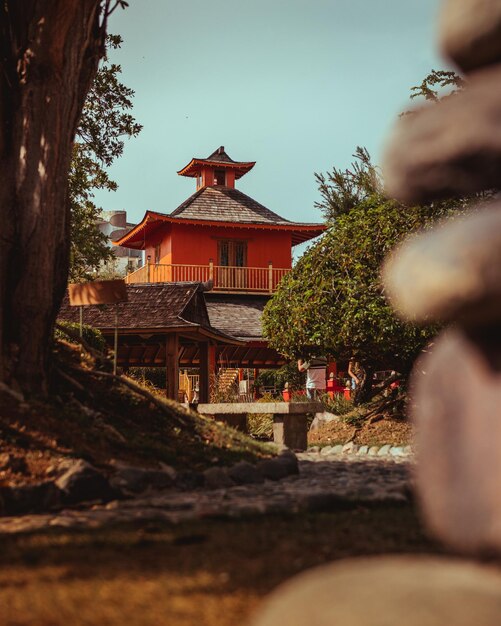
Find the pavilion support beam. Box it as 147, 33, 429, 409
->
198, 342, 217, 403
165, 334, 179, 401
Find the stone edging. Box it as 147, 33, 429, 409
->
307, 444, 412, 459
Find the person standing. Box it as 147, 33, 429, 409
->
348, 357, 361, 392
298, 356, 327, 400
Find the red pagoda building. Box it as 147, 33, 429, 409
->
60, 147, 325, 402
117, 146, 324, 292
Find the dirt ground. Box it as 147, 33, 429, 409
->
309, 416, 413, 447
0, 504, 442, 626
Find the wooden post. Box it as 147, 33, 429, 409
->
147, 255, 151, 283
165, 333, 179, 401
254, 368, 260, 399
268, 261, 273, 293
209, 258, 214, 283
198, 341, 210, 404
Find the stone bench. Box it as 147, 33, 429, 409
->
196, 402, 324, 451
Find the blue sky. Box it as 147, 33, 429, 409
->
97, 0, 449, 234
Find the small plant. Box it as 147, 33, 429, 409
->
247, 392, 280, 440
321, 393, 353, 415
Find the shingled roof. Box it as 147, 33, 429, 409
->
205, 293, 269, 341
171, 186, 297, 225
204, 146, 236, 164
58, 283, 214, 333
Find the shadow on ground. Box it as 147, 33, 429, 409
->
0, 504, 443, 626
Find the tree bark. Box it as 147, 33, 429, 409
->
0, 1, 105, 393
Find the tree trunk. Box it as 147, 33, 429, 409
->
0, 1, 105, 394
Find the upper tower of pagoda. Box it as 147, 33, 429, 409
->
177, 146, 255, 190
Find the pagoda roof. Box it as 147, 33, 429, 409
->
177, 146, 255, 179
115, 187, 325, 249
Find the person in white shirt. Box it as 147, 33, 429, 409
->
297, 357, 327, 400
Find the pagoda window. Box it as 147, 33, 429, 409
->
218, 240, 247, 267
154, 243, 161, 264
214, 168, 226, 186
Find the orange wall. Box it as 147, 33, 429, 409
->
145, 225, 172, 265
169, 223, 292, 268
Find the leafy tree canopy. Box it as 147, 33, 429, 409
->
69, 34, 142, 282
263, 190, 452, 374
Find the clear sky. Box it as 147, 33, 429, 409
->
96, 0, 449, 236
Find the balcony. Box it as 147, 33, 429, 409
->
124, 262, 290, 293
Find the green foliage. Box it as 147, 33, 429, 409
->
55, 322, 107, 353
263, 190, 456, 374
255, 362, 305, 393
320, 393, 353, 416
315, 146, 382, 221
409, 69, 464, 103
69, 34, 142, 282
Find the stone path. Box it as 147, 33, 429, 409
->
0, 452, 413, 535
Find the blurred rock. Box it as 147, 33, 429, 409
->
110, 465, 175, 494
411, 328, 501, 553
439, 0, 501, 72
309, 411, 339, 431
203, 467, 234, 489
56, 459, 118, 504
383, 204, 501, 324
277, 449, 299, 474
383, 65, 501, 203
228, 461, 264, 485
0, 481, 61, 515
257, 458, 290, 481
251, 556, 501, 626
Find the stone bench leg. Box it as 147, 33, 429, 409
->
213, 413, 248, 433
273, 414, 308, 451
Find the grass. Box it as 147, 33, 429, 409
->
0, 504, 442, 626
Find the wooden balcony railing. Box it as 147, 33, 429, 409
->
125, 261, 290, 293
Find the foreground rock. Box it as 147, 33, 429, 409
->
411, 328, 501, 553
250, 556, 501, 626
439, 0, 501, 72
383, 204, 501, 325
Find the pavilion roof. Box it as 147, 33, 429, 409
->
115, 187, 325, 249
205, 293, 269, 341
58, 282, 240, 344
177, 146, 255, 179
